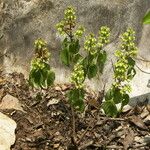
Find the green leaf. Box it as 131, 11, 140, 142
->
62, 38, 68, 49
122, 94, 130, 107
143, 11, 150, 24
29, 69, 42, 88
97, 51, 107, 73
102, 100, 118, 117
68, 88, 85, 111
40, 69, 47, 88
128, 57, 135, 67
87, 64, 98, 79
60, 48, 70, 66
127, 67, 136, 79
47, 70, 55, 86
105, 89, 113, 101
88, 53, 95, 64
98, 51, 107, 63
82, 57, 89, 74
105, 87, 122, 104
73, 53, 83, 64
69, 39, 80, 54
113, 88, 122, 104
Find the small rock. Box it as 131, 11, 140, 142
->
47, 98, 60, 106
0, 112, 16, 150
0, 94, 24, 112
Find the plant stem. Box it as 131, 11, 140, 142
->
71, 106, 76, 141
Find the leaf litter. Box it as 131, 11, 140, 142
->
0, 71, 150, 150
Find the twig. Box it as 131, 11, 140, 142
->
106, 145, 124, 149
71, 106, 76, 143
99, 116, 126, 121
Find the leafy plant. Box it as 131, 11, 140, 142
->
83, 26, 110, 79
56, 6, 110, 80
102, 28, 137, 117
68, 62, 85, 111
56, 6, 85, 66
29, 39, 55, 89
143, 10, 150, 24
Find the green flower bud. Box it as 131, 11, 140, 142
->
71, 62, 85, 89
74, 26, 85, 38
98, 26, 110, 47
84, 34, 97, 55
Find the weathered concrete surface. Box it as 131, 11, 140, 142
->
0, 112, 16, 150
0, 0, 150, 100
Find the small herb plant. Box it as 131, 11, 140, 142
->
56, 6, 85, 66
83, 26, 110, 79
68, 62, 85, 111
143, 10, 150, 24
102, 28, 137, 117
29, 39, 55, 89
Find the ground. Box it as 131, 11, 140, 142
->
0, 72, 150, 150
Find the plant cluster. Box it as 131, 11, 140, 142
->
29, 6, 138, 118
102, 28, 137, 117
29, 39, 55, 89
56, 6, 110, 110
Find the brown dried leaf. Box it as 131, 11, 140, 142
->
88, 98, 100, 109
129, 115, 148, 130
123, 128, 134, 150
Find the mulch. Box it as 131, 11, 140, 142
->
0, 72, 150, 150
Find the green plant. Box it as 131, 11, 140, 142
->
102, 28, 137, 117
83, 26, 110, 79
56, 6, 85, 66
29, 39, 55, 89
67, 62, 85, 111
143, 10, 150, 24
57, 6, 111, 111
56, 6, 110, 79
